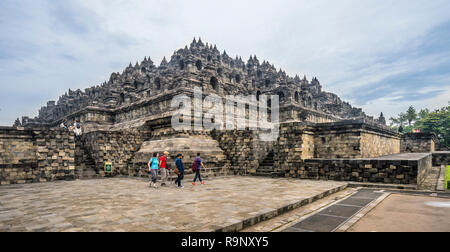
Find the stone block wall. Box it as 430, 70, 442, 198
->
78, 128, 146, 177
297, 154, 430, 185
302, 133, 315, 159
401, 133, 436, 153
0, 127, 75, 185
417, 154, 433, 187
432, 152, 450, 166
272, 123, 314, 176
2, 118, 442, 186
436, 143, 449, 151
245, 121, 402, 177
360, 132, 401, 158
282, 105, 339, 124
314, 131, 361, 159
211, 129, 272, 175
0, 128, 35, 165
314, 121, 401, 159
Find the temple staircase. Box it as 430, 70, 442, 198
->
75, 143, 101, 179
254, 151, 276, 177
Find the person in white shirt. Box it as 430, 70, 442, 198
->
73, 120, 82, 140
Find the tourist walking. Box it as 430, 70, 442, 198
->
148, 153, 159, 188
174, 154, 185, 189
159, 151, 169, 186
192, 153, 206, 186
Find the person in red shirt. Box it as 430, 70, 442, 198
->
159, 151, 169, 186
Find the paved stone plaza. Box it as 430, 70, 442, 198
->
0, 177, 346, 232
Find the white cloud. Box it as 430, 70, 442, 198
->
362, 85, 450, 121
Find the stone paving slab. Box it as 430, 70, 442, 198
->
0, 177, 346, 232
348, 194, 450, 232
289, 214, 345, 232
282, 189, 384, 232
241, 188, 357, 232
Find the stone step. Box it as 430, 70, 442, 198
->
256, 168, 274, 172
251, 172, 281, 178
78, 174, 102, 180
257, 152, 275, 173
257, 171, 274, 174
251, 173, 273, 177
258, 166, 274, 169
82, 171, 97, 176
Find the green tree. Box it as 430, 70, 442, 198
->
389, 112, 407, 127
389, 117, 400, 127
406, 106, 417, 126
418, 109, 430, 120
414, 103, 450, 148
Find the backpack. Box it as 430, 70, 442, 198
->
192, 158, 199, 172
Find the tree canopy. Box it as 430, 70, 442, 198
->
390, 102, 450, 148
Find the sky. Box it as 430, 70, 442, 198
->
1, 0, 450, 126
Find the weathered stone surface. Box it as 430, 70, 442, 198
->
0, 127, 75, 185
75, 127, 146, 178
0, 177, 346, 232
401, 133, 436, 153
296, 153, 432, 185
432, 151, 450, 167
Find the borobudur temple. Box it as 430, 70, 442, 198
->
2, 38, 443, 187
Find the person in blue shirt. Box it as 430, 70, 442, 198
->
192, 153, 206, 186
174, 154, 185, 189
148, 153, 159, 188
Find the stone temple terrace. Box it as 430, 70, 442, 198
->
0, 39, 448, 232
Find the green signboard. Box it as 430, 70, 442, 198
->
446, 165, 450, 190
105, 162, 112, 173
